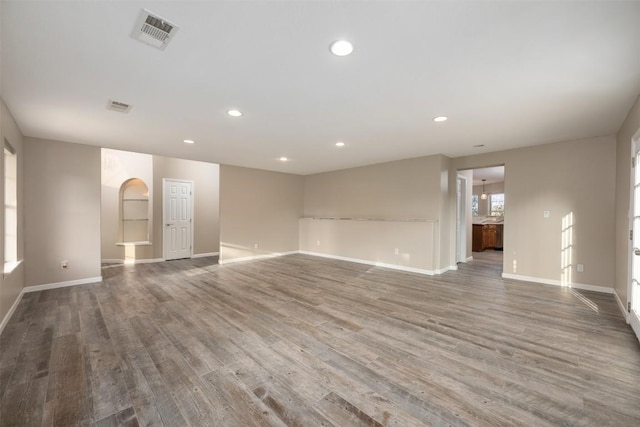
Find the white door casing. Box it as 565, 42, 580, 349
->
630, 128, 640, 342
456, 175, 467, 263
163, 179, 193, 260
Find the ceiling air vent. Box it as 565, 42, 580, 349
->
107, 99, 132, 113
132, 9, 179, 51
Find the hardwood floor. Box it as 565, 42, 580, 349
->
1, 254, 639, 426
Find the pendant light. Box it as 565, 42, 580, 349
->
481, 179, 488, 200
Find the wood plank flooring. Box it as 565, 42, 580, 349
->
1, 253, 639, 426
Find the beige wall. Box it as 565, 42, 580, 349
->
615, 95, 640, 305
152, 156, 220, 258
100, 150, 220, 261
300, 155, 448, 271
304, 156, 442, 220
101, 149, 154, 260
302, 155, 451, 271
0, 100, 25, 326
219, 165, 303, 262
438, 156, 452, 269
24, 138, 101, 286
452, 135, 617, 288
300, 218, 438, 272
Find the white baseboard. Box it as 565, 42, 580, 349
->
299, 251, 436, 276
466, 256, 474, 262
435, 265, 458, 274
614, 289, 630, 323
192, 252, 219, 258
501, 273, 614, 294
1, 276, 103, 334
103, 253, 218, 264
102, 258, 164, 265
0, 288, 26, 334
219, 251, 299, 265
24, 276, 103, 293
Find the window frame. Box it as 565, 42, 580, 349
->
4, 139, 20, 275
489, 192, 505, 216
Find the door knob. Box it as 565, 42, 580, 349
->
166, 223, 171, 226
635, 248, 640, 256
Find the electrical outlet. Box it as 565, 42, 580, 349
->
254, 243, 259, 249
61, 260, 69, 269
316, 240, 321, 246
543, 211, 550, 218
394, 248, 400, 255
577, 264, 584, 272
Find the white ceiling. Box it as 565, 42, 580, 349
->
471, 166, 505, 186
2, 1, 640, 175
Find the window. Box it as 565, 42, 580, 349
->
471, 195, 479, 216
490, 193, 505, 216
4, 140, 17, 266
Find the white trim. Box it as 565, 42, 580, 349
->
1, 276, 103, 334
102, 258, 165, 265
502, 273, 614, 294
299, 251, 436, 275
630, 309, 640, 344
125, 258, 164, 265
630, 127, 640, 339
115, 241, 152, 246
614, 289, 630, 323
466, 256, 474, 262
3, 259, 23, 276
435, 265, 458, 274
0, 288, 26, 334
219, 251, 299, 265
456, 175, 468, 264
23, 276, 103, 293
192, 252, 219, 258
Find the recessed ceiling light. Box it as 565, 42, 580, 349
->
279, 157, 288, 162
183, 139, 195, 144
227, 109, 243, 117
433, 116, 448, 122
335, 141, 345, 147
330, 40, 353, 56
473, 144, 485, 148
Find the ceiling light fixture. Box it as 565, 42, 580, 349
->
330, 40, 353, 56
183, 139, 195, 144
433, 116, 448, 122
279, 157, 288, 162
481, 179, 488, 200
227, 109, 243, 117
335, 141, 345, 147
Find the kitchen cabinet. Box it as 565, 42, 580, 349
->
473, 223, 503, 252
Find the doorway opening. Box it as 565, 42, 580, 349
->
457, 165, 505, 274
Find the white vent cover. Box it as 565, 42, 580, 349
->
132, 9, 179, 51
107, 99, 132, 113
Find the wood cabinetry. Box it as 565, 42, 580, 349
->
473, 223, 503, 252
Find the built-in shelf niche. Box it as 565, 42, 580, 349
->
120, 178, 150, 244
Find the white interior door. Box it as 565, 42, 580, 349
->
631, 141, 640, 342
164, 179, 192, 260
